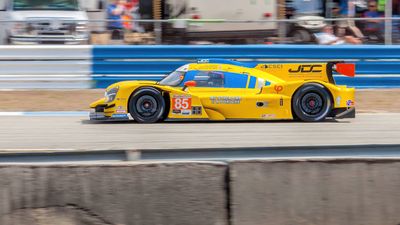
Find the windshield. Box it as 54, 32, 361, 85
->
13, 0, 79, 11
159, 71, 186, 86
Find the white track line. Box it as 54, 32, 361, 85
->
0, 112, 24, 116
0, 112, 88, 117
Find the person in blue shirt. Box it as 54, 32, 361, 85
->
362, 0, 384, 42
363, 0, 383, 31
292, 0, 323, 15
107, 0, 126, 40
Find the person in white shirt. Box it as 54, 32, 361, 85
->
315, 25, 362, 45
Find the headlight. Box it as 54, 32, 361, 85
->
105, 86, 119, 103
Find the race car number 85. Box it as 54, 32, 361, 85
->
173, 97, 192, 110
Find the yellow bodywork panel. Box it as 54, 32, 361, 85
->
255, 63, 332, 83
90, 60, 355, 121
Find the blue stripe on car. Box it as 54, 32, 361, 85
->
248, 76, 257, 88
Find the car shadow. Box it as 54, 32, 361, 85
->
81, 120, 136, 125
81, 118, 348, 125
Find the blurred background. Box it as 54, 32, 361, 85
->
1, 2, 400, 225
0, 0, 399, 45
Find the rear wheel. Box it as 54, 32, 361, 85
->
292, 83, 332, 122
129, 88, 166, 123
291, 29, 313, 43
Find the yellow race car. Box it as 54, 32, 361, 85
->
90, 59, 355, 123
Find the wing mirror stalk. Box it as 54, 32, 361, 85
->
183, 81, 197, 91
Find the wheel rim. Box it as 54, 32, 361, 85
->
300, 92, 324, 116
293, 30, 309, 42
135, 95, 158, 117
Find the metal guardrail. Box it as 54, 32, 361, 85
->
0, 46, 92, 89
1, 45, 400, 89
0, 144, 399, 163
92, 45, 400, 89
92, 45, 400, 59
0, 45, 91, 60
0, 61, 90, 75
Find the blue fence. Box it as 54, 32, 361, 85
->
92, 45, 400, 88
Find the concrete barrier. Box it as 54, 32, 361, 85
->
230, 159, 400, 225
0, 162, 228, 225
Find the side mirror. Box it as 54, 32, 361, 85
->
257, 78, 266, 89
184, 81, 197, 87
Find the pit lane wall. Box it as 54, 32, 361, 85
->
230, 158, 400, 225
0, 162, 228, 225
1, 45, 400, 89
2, 159, 400, 225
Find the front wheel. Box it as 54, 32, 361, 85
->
128, 88, 166, 123
292, 83, 332, 122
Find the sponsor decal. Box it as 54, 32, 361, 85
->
346, 100, 355, 107
336, 97, 342, 107
262, 64, 283, 69
274, 85, 283, 94
172, 109, 181, 114
172, 95, 192, 111
288, 65, 322, 73
192, 106, 202, 115
200, 65, 219, 70
198, 59, 209, 63
112, 114, 128, 118
181, 110, 191, 115
280, 97, 284, 106
116, 106, 126, 114
210, 96, 241, 104
262, 114, 276, 119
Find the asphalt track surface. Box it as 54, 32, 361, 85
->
0, 113, 399, 151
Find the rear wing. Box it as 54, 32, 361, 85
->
254, 62, 355, 84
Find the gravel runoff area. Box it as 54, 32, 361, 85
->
0, 89, 399, 113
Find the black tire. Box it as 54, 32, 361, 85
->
128, 88, 166, 123
292, 83, 332, 122
291, 29, 313, 43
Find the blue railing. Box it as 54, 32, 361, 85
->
92, 45, 400, 88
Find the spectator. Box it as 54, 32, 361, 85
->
291, 0, 323, 15
332, 2, 364, 39
315, 25, 362, 45
119, 0, 144, 33
130, 1, 145, 33
363, 0, 383, 36
107, 0, 127, 40
338, 0, 349, 16
122, 0, 136, 30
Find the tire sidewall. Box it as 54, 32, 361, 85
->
129, 88, 165, 123
292, 83, 332, 122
